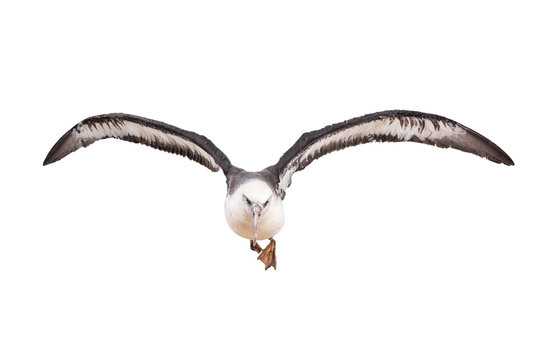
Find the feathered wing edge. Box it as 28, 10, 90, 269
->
267, 110, 514, 198
43, 113, 233, 174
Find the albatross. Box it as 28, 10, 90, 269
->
43, 110, 513, 269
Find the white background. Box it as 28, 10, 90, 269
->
1, 1, 537, 359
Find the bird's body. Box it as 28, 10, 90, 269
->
44, 110, 513, 269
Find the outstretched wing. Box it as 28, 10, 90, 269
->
267, 110, 513, 198
43, 113, 233, 174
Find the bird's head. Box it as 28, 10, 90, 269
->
224, 178, 284, 241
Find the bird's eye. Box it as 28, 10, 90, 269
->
263, 199, 270, 207
243, 195, 252, 206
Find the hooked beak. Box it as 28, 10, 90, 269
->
251, 204, 263, 244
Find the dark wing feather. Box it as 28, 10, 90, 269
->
267, 110, 513, 198
43, 113, 232, 174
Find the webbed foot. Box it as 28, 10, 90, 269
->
257, 238, 277, 270
250, 240, 263, 253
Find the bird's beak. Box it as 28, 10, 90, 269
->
251, 204, 263, 243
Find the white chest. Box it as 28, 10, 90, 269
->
224, 197, 285, 240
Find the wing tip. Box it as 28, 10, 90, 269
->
43, 146, 66, 166
43, 127, 79, 166
485, 142, 514, 166
42, 156, 53, 166
43, 150, 63, 166
502, 156, 515, 166
468, 145, 514, 166
488, 155, 514, 166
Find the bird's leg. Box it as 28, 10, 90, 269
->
257, 238, 277, 270
250, 239, 263, 253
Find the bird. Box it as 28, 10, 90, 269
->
43, 110, 514, 269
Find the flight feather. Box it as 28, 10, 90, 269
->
43, 113, 232, 174
267, 110, 513, 198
